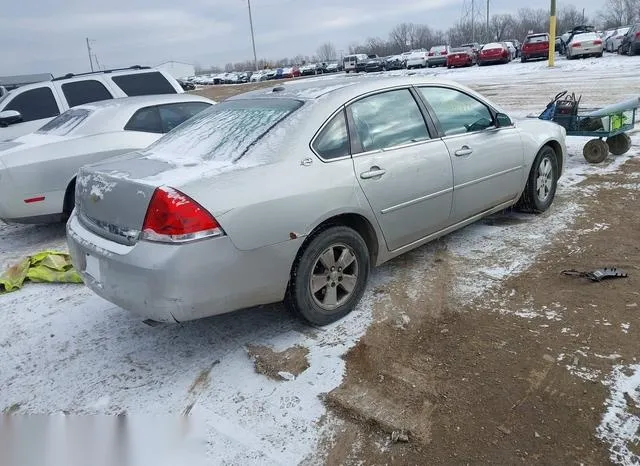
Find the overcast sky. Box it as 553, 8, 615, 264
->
2, 0, 603, 75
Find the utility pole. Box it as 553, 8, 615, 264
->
247, 0, 258, 71
471, 0, 475, 42
486, 0, 490, 39
549, 0, 557, 67
86, 38, 94, 72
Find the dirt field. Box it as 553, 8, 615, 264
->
310, 157, 640, 464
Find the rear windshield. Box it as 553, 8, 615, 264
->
618, 27, 630, 35
430, 46, 447, 52
36, 108, 91, 136
143, 98, 303, 163
526, 35, 549, 43
573, 33, 597, 41
483, 43, 503, 50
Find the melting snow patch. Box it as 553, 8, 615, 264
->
621, 323, 631, 334
597, 364, 640, 465
566, 365, 601, 382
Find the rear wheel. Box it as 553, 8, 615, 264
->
607, 133, 632, 156
521, 56, 527, 63
516, 146, 558, 213
62, 179, 76, 222
583, 139, 609, 164
286, 226, 370, 326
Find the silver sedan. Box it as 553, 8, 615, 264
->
67, 76, 567, 326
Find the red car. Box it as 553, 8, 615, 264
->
478, 42, 511, 66
447, 47, 476, 68
521, 33, 550, 62
281, 66, 301, 78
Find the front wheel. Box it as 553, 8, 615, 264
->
516, 146, 559, 213
286, 226, 370, 326
583, 139, 609, 163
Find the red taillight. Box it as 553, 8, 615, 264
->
502, 50, 508, 57
636, 32, 640, 38
572, 42, 581, 47
593, 39, 602, 45
141, 187, 223, 243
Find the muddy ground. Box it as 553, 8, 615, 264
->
194, 74, 640, 464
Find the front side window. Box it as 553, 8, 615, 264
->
124, 106, 163, 133
418, 87, 494, 136
348, 89, 429, 153
61, 80, 113, 107
312, 110, 350, 160
36, 108, 91, 136
5, 87, 59, 122
157, 102, 211, 133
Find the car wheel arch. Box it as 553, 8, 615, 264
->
540, 140, 563, 176
63, 176, 76, 217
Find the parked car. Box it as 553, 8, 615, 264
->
506, 39, 521, 57
364, 56, 385, 72
406, 50, 429, 69
555, 36, 564, 54
300, 64, 317, 76
521, 33, 550, 62
427, 45, 450, 67
620, 23, 640, 55
0, 66, 183, 141
563, 25, 597, 52
67, 76, 566, 326
606, 27, 630, 52
0, 94, 213, 224
504, 41, 518, 60
566, 32, 603, 59
281, 67, 301, 78
384, 55, 405, 70
447, 47, 476, 68
478, 42, 511, 65
177, 79, 196, 91
325, 62, 341, 73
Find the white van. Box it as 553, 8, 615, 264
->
343, 54, 368, 73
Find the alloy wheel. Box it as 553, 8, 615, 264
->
309, 243, 359, 311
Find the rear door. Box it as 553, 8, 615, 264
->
348, 88, 454, 251
416, 86, 525, 223
0, 84, 63, 140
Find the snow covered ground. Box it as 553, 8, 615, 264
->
1, 53, 639, 464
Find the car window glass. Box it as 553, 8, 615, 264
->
124, 106, 163, 133
418, 87, 494, 136
112, 72, 176, 96
158, 102, 211, 133
313, 110, 350, 159
5, 87, 59, 122
61, 80, 113, 107
349, 89, 429, 153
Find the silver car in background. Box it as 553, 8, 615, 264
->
0, 94, 213, 223
566, 32, 604, 59
67, 77, 566, 326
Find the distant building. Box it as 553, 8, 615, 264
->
0, 73, 53, 91
155, 61, 195, 80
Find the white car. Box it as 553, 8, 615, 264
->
606, 26, 630, 52
566, 32, 604, 59
0, 94, 213, 223
406, 50, 429, 69
504, 41, 517, 60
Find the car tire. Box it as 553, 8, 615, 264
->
583, 139, 610, 164
606, 133, 632, 156
286, 226, 370, 326
516, 145, 558, 213
62, 179, 76, 221
521, 56, 527, 63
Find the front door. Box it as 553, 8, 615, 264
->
348, 88, 454, 252
417, 86, 525, 223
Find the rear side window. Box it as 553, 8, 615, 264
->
36, 108, 91, 136
526, 35, 549, 43
157, 102, 212, 133
419, 87, 494, 136
124, 106, 162, 133
61, 80, 113, 107
112, 72, 176, 96
5, 87, 59, 122
312, 110, 350, 160
144, 98, 302, 163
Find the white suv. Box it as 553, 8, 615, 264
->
0, 66, 183, 141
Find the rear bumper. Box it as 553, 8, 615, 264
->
522, 50, 548, 59
406, 59, 425, 67
448, 58, 472, 66
66, 213, 301, 322
427, 57, 447, 66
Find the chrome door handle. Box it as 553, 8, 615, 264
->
455, 146, 473, 156
360, 167, 386, 179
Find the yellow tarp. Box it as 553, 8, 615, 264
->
0, 251, 83, 294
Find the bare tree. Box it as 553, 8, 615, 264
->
224, 63, 234, 72
599, 0, 640, 28
491, 14, 516, 41
389, 23, 415, 50
316, 42, 337, 62
557, 5, 588, 33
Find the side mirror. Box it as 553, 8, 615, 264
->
0, 110, 22, 127
496, 113, 513, 128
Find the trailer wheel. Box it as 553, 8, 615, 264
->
583, 139, 609, 164
606, 133, 632, 156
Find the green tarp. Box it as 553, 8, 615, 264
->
0, 251, 83, 294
